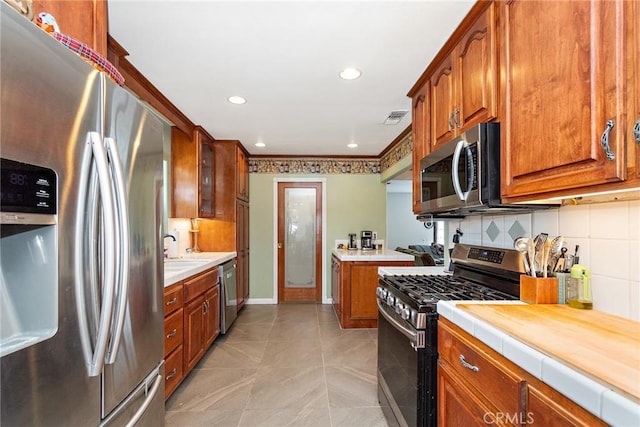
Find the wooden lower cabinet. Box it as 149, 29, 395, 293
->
331, 256, 413, 328
163, 282, 184, 400
163, 267, 220, 400
183, 267, 219, 373
438, 318, 606, 426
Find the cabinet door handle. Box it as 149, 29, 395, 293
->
448, 111, 455, 131
600, 119, 616, 160
633, 117, 640, 144
166, 368, 178, 380
203, 300, 209, 314
166, 329, 177, 339
452, 107, 461, 128
166, 297, 177, 306
459, 354, 479, 372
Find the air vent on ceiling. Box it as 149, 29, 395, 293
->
383, 110, 408, 125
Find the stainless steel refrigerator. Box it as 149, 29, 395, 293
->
1, 3, 166, 425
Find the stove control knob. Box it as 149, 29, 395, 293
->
401, 308, 412, 321
376, 287, 387, 300
395, 302, 405, 314
386, 295, 395, 306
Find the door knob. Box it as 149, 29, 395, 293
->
277, 242, 282, 249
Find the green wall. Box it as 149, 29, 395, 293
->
248, 173, 387, 302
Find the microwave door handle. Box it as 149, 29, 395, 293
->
451, 140, 468, 201
463, 144, 475, 201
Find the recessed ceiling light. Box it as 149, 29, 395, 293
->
255, 142, 266, 148
339, 68, 361, 80
228, 96, 246, 105
347, 143, 358, 148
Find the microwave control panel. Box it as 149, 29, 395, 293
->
1, 158, 57, 214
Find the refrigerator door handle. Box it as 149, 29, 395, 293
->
75, 135, 97, 373
124, 371, 162, 427
88, 131, 118, 377
104, 137, 130, 364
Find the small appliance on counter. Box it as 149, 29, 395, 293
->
361, 230, 374, 251
347, 233, 358, 250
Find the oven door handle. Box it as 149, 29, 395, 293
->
377, 300, 425, 349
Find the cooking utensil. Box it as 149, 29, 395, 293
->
547, 236, 564, 275
514, 237, 532, 276
533, 233, 548, 274
542, 240, 551, 277
527, 237, 536, 277
554, 247, 567, 272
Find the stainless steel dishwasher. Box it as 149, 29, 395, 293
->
219, 259, 238, 333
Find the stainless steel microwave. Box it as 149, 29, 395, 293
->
417, 123, 557, 219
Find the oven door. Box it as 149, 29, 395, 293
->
377, 299, 437, 427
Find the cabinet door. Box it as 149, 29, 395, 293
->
171, 127, 197, 218
501, 0, 626, 199
203, 285, 220, 347
164, 345, 183, 400
412, 83, 430, 213
431, 55, 457, 149
164, 308, 183, 356
527, 384, 606, 426
32, 0, 107, 55
628, 0, 640, 183
455, 2, 497, 130
331, 256, 341, 318
438, 362, 502, 427
199, 140, 214, 217
183, 296, 205, 373
237, 147, 249, 201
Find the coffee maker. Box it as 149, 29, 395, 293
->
347, 233, 358, 250
360, 230, 374, 251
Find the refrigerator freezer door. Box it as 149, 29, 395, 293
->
0, 3, 102, 425
100, 81, 166, 419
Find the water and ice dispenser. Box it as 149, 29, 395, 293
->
0, 158, 58, 357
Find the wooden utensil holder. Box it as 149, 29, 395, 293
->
520, 275, 558, 304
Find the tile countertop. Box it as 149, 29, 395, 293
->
438, 301, 640, 426
332, 248, 414, 262
163, 252, 236, 287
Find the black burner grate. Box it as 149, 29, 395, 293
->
383, 274, 517, 308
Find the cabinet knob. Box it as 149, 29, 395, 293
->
459, 354, 480, 372
166, 297, 177, 306
452, 107, 461, 128
600, 119, 616, 161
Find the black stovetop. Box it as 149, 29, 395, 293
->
381, 274, 517, 308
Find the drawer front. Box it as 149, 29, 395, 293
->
164, 346, 183, 400
184, 268, 218, 302
164, 283, 184, 315
438, 321, 523, 416
164, 308, 184, 356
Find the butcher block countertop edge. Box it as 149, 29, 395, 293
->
437, 301, 640, 427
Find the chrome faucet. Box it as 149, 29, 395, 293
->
163, 234, 176, 241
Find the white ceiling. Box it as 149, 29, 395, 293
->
107, 0, 474, 156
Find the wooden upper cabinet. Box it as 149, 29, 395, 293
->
171, 126, 215, 218
195, 128, 215, 218
32, 0, 107, 55
430, 1, 497, 150
455, 3, 497, 131
500, 0, 627, 200
628, 0, 640, 183
431, 56, 457, 149
412, 83, 430, 213
237, 148, 249, 201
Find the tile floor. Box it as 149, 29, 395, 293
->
165, 303, 390, 427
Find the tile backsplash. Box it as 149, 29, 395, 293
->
448, 200, 640, 321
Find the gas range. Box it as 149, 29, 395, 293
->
376, 244, 527, 427
377, 244, 524, 329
